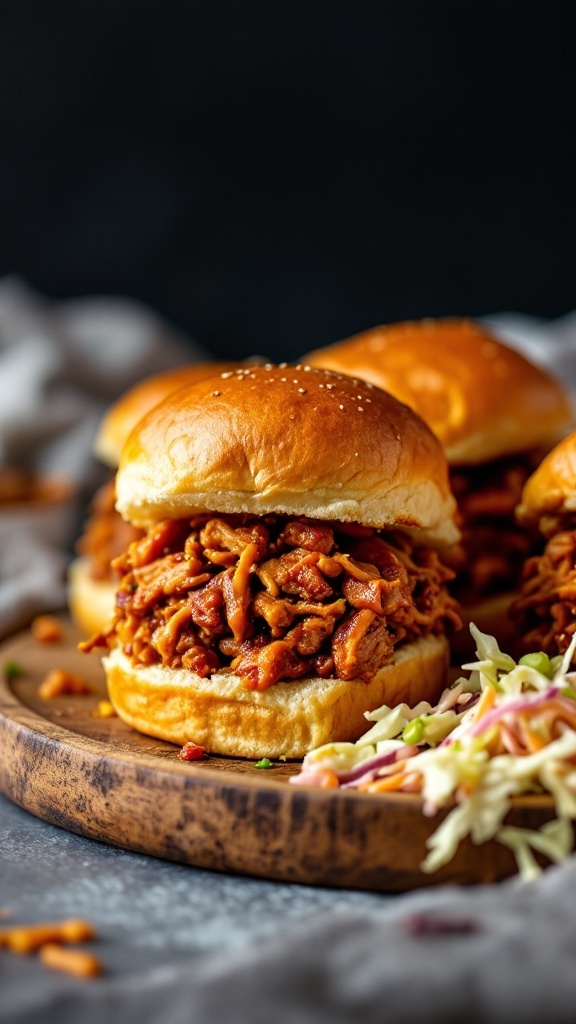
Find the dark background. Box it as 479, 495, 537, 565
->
0, 1, 574, 362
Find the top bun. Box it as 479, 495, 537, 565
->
305, 319, 573, 466
516, 428, 576, 529
94, 362, 243, 467
116, 364, 459, 547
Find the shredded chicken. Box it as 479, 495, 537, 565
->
510, 524, 576, 655
76, 479, 143, 580
82, 512, 461, 690
448, 454, 542, 600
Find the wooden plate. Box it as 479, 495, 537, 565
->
0, 617, 559, 891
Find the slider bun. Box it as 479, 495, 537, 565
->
517, 428, 576, 529
116, 365, 459, 548
67, 557, 117, 637
104, 635, 449, 759
305, 320, 573, 466
94, 362, 244, 468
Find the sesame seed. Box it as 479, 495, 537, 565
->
326, 383, 334, 390
303, 365, 311, 371
212, 390, 221, 396
293, 379, 299, 384
339, 404, 344, 410
264, 363, 273, 370
279, 362, 288, 369
357, 406, 364, 412
297, 387, 306, 394
354, 452, 359, 456
280, 377, 287, 382
220, 371, 233, 378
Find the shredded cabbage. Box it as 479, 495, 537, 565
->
292, 625, 576, 881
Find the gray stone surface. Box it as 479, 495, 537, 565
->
0, 791, 389, 1015
4, 793, 576, 1023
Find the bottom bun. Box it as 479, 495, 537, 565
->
68, 557, 117, 637
103, 634, 449, 759
451, 592, 517, 664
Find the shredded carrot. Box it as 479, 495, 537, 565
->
39, 944, 102, 978
517, 715, 548, 753
317, 770, 340, 788
1, 919, 94, 954
365, 771, 409, 793
473, 684, 497, 722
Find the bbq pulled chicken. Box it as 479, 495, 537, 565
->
82, 513, 461, 691
448, 454, 542, 600
510, 519, 576, 656
76, 479, 143, 581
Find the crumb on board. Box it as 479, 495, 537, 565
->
91, 700, 117, 719
38, 669, 91, 700
31, 616, 62, 644
178, 741, 206, 761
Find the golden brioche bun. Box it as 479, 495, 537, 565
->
116, 365, 459, 547
94, 362, 243, 468
104, 635, 449, 759
68, 557, 117, 637
305, 320, 573, 466
516, 428, 576, 531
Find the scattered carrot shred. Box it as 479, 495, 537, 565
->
39, 944, 102, 978
0, 918, 101, 977
31, 616, 62, 644
473, 684, 497, 721
38, 669, 91, 700
91, 700, 117, 719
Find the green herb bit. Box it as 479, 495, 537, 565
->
254, 757, 273, 769
561, 687, 576, 701
3, 660, 23, 680
519, 652, 553, 678
402, 717, 426, 745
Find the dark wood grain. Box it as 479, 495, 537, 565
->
0, 617, 561, 890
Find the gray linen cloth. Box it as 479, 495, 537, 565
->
0, 276, 202, 636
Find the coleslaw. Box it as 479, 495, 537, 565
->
291, 625, 576, 881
